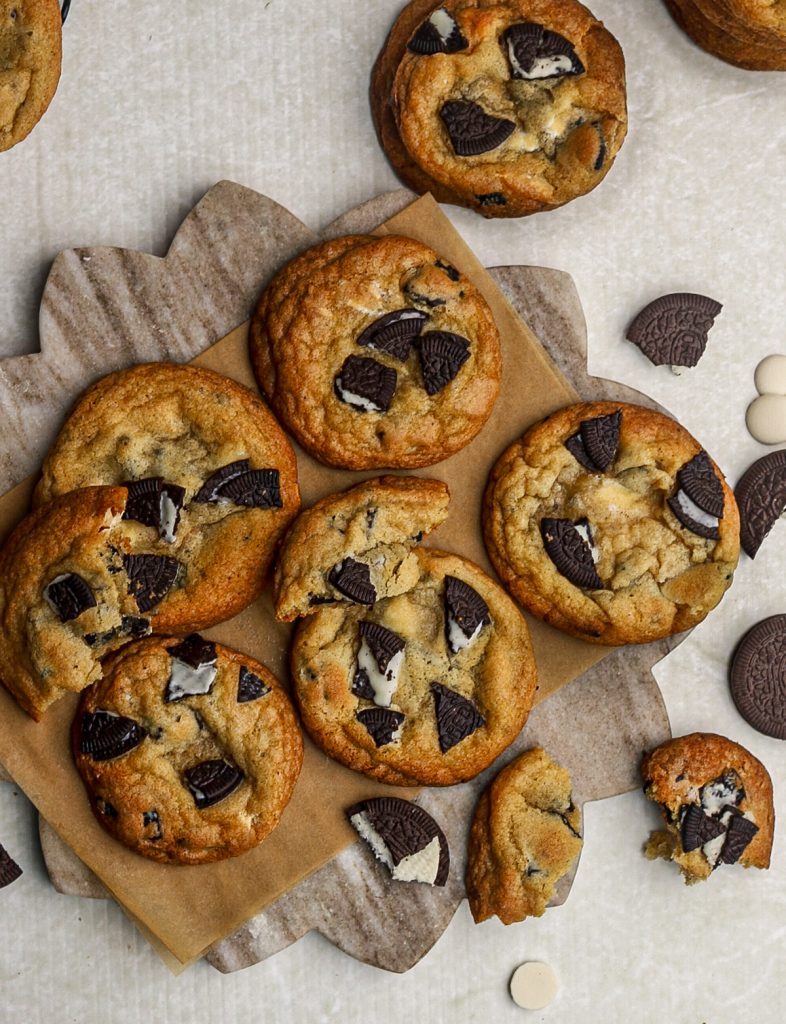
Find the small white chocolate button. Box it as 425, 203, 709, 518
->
754, 354, 786, 396
746, 394, 786, 445
510, 961, 558, 1010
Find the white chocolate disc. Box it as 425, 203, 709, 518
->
509, 961, 558, 1010
754, 354, 786, 396
746, 394, 786, 445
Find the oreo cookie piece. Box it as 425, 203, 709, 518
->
122, 554, 179, 612
408, 8, 468, 55
83, 615, 150, 649
439, 100, 516, 156
735, 451, 786, 558
123, 478, 186, 542
218, 469, 282, 510
351, 668, 376, 701
183, 759, 243, 809
237, 665, 271, 704
680, 804, 726, 853
476, 192, 507, 207
43, 572, 96, 622
357, 309, 428, 362
165, 634, 218, 702
540, 518, 603, 590
719, 813, 759, 865
564, 411, 621, 473
348, 796, 450, 886
667, 452, 724, 541
328, 558, 376, 605
142, 810, 164, 842
730, 616, 786, 740
417, 331, 470, 395
193, 460, 251, 503
431, 682, 485, 753
503, 22, 585, 80
357, 707, 405, 747
444, 575, 490, 654
0, 844, 22, 890
626, 293, 722, 369
334, 355, 397, 413
356, 621, 406, 707
79, 710, 147, 761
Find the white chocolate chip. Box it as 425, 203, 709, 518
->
510, 962, 559, 1010
754, 354, 786, 396
746, 394, 786, 445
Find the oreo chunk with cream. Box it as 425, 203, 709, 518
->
354, 621, 406, 707
334, 355, 396, 413
503, 23, 585, 81
667, 451, 725, 540
408, 7, 468, 55
444, 575, 491, 653
164, 634, 218, 702
348, 797, 450, 886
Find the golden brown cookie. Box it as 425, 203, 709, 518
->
641, 733, 774, 883
664, 0, 786, 69
273, 475, 450, 622
483, 401, 740, 645
0, 0, 61, 152
35, 363, 300, 632
466, 747, 582, 923
73, 635, 303, 865
291, 547, 537, 786
249, 234, 502, 469
371, 0, 627, 217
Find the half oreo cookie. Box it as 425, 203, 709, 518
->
347, 797, 450, 886
730, 615, 786, 740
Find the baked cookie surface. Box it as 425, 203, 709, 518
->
35, 363, 300, 632
291, 547, 536, 786
73, 635, 303, 865
371, 0, 627, 217
250, 234, 501, 469
665, 0, 786, 69
0, 0, 61, 152
641, 733, 774, 883
483, 401, 740, 645
466, 747, 582, 923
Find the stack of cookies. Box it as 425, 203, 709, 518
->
664, 0, 786, 69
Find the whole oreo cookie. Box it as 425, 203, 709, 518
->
730, 616, 786, 739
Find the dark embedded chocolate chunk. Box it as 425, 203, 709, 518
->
435, 259, 460, 282
356, 309, 428, 362
403, 283, 447, 309
719, 813, 759, 865
667, 493, 720, 541
351, 667, 376, 701
357, 707, 405, 747
439, 100, 516, 156
97, 799, 118, 818
0, 844, 22, 889
328, 558, 376, 605
580, 411, 622, 472
444, 575, 490, 653
123, 477, 163, 528
122, 553, 179, 612
44, 572, 96, 622
677, 451, 725, 518
680, 804, 726, 853
408, 8, 468, 55
237, 665, 271, 703
503, 22, 585, 80
476, 192, 507, 206
218, 469, 282, 509
359, 620, 405, 673
735, 451, 786, 558
193, 460, 251, 503
417, 331, 470, 395
184, 759, 243, 809
169, 634, 216, 669
431, 682, 485, 753
83, 614, 150, 648
540, 518, 603, 590
142, 810, 163, 841
366, 508, 377, 529
334, 355, 397, 413
594, 130, 607, 171
347, 796, 450, 886
564, 432, 597, 472
730, 615, 786, 740
626, 293, 722, 368
308, 594, 334, 607
79, 710, 147, 761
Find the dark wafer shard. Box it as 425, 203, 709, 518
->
334, 355, 397, 413
83, 614, 150, 648
347, 796, 450, 886
667, 494, 720, 541
44, 572, 96, 622
357, 309, 428, 362
359, 620, 405, 673
626, 293, 722, 368
680, 804, 726, 853
431, 683, 485, 753
719, 813, 759, 865
730, 615, 786, 740
541, 518, 603, 590
564, 432, 597, 472
193, 460, 250, 503
417, 332, 470, 395
503, 22, 585, 80
351, 668, 376, 700
476, 192, 507, 206
184, 759, 244, 809
408, 9, 468, 55
122, 554, 179, 612
677, 452, 725, 518
735, 451, 786, 558
237, 665, 271, 703
440, 100, 515, 156
444, 575, 490, 653
142, 810, 163, 841
328, 558, 376, 605
79, 710, 147, 761
218, 469, 282, 509
435, 260, 460, 282
169, 633, 217, 669
122, 477, 163, 528
0, 844, 22, 889
357, 707, 405, 747
580, 411, 622, 472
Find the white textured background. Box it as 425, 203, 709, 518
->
2, 1, 786, 1021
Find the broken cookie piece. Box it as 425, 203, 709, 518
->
347, 796, 449, 886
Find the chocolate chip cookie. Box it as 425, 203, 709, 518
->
483, 401, 740, 645
73, 635, 303, 865
0, 0, 61, 152
273, 475, 450, 621
642, 733, 774, 883
291, 547, 537, 786
371, 0, 627, 217
664, 0, 786, 70
249, 234, 502, 469
466, 747, 582, 923
35, 363, 300, 632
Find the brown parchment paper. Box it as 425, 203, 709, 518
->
0, 195, 609, 969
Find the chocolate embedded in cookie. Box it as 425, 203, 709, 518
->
0, 843, 22, 889
417, 331, 470, 394
184, 759, 244, 809
79, 710, 147, 761
503, 22, 585, 79
626, 293, 722, 368
668, 451, 725, 540
328, 558, 377, 605
237, 665, 271, 703
680, 804, 726, 852
408, 6, 468, 54
43, 572, 97, 622
357, 309, 429, 361
334, 355, 397, 413
122, 554, 180, 613
444, 575, 490, 653
735, 451, 786, 558
357, 707, 406, 747
431, 682, 485, 752
730, 615, 786, 739
718, 811, 760, 865
193, 460, 250, 503
540, 518, 604, 590
440, 100, 516, 156
355, 621, 406, 707
348, 796, 450, 885
164, 634, 218, 702
123, 478, 186, 542
564, 410, 621, 473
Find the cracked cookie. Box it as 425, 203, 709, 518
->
664, 0, 786, 70
371, 0, 627, 217
249, 234, 501, 469
641, 733, 774, 883
35, 363, 300, 632
0, 0, 61, 152
291, 547, 536, 786
483, 401, 740, 645
466, 747, 582, 923
72, 634, 303, 865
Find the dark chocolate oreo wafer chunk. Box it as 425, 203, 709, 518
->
219, 469, 282, 509
626, 293, 722, 368
444, 575, 490, 653
719, 813, 759, 865
357, 707, 405, 747
142, 810, 164, 841
730, 615, 786, 740
237, 665, 271, 704
440, 100, 516, 156
83, 614, 150, 648
431, 683, 485, 753
359, 620, 405, 673
184, 759, 243, 809
417, 331, 470, 395
476, 192, 507, 206
328, 558, 376, 605
678, 452, 725, 518
169, 634, 217, 669
408, 8, 468, 55
347, 796, 450, 886
0, 844, 22, 889
580, 411, 622, 472
564, 432, 597, 472
44, 572, 96, 622
352, 667, 376, 701
503, 22, 585, 80
681, 804, 726, 853
735, 451, 786, 558
541, 518, 603, 590
193, 460, 250, 503
334, 355, 397, 413
123, 477, 163, 528
122, 554, 179, 612
79, 710, 147, 761
357, 309, 428, 362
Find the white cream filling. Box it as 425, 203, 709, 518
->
349, 812, 441, 885
447, 614, 483, 654
508, 44, 575, 80
159, 492, 179, 544
43, 574, 71, 614
674, 489, 720, 531
357, 638, 404, 708
429, 8, 457, 40
166, 658, 217, 701
574, 521, 600, 564
335, 381, 380, 412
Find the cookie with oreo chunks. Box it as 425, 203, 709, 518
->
0, 0, 62, 152
483, 401, 739, 645
35, 363, 300, 632
72, 635, 303, 865
371, 0, 627, 218
641, 733, 774, 884
290, 548, 536, 786
466, 747, 582, 923
249, 234, 501, 469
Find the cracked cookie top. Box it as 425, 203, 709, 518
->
0, 0, 61, 152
